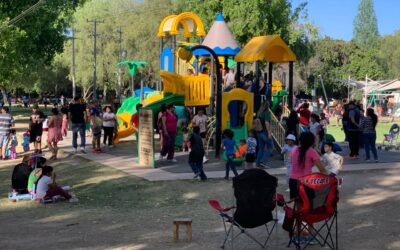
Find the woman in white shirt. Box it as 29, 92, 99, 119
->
102, 106, 116, 147
35, 166, 77, 202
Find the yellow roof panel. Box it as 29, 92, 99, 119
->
235, 35, 296, 63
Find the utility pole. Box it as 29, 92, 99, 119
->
117, 27, 123, 98
87, 19, 104, 101
71, 28, 77, 99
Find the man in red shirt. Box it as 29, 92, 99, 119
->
297, 102, 311, 130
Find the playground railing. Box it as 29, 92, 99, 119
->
205, 116, 216, 154
283, 106, 290, 117
183, 74, 211, 106
268, 109, 286, 151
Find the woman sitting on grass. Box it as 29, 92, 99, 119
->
35, 166, 78, 203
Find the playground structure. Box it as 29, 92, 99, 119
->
115, 11, 297, 165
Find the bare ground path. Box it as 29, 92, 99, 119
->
1, 150, 400, 250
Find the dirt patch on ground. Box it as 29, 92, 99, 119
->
1, 150, 400, 249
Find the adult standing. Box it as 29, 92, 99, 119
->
192, 109, 208, 144
159, 104, 178, 162
347, 101, 361, 159
223, 68, 235, 91
47, 108, 63, 160
360, 108, 378, 162
334, 103, 343, 127
60, 95, 65, 107
286, 110, 299, 139
29, 104, 45, 154
68, 96, 87, 154
0, 107, 14, 160
254, 102, 273, 168
192, 109, 209, 162
102, 106, 116, 147
157, 104, 167, 151
289, 132, 327, 199
296, 102, 311, 132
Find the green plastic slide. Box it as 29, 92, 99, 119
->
117, 96, 141, 116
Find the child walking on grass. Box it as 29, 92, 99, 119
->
90, 110, 103, 153
221, 129, 238, 180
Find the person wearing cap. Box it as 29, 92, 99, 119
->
29, 104, 45, 154
281, 134, 296, 186
69, 96, 87, 153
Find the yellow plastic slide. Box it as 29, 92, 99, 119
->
114, 112, 136, 144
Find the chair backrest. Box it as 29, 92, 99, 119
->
297, 173, 338, 220
389, 123, 399, 135
233, 168, 278, 228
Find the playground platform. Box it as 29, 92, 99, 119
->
54, 134, 400, 182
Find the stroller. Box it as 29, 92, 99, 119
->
381, 123, 399, 149
209, 168, 279, 249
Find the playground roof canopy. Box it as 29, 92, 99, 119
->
235, 35, 296, 63
194, 13, 240, 56
375, 79, 400, 92
157, 12, 206, 38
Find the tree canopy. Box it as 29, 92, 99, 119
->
353, 0, 379, 47
0, 0, 83, 91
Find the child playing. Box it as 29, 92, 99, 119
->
320, 112, 329, 136
281, 134, 296, 187
42, 115, 48, 132
22, 131, 30, 152
35, 166, 78, 203
27, 157, 47, 194
309, 113, 322, 149
221, 129, 239, 179
245, 130, 257, 170
321, 142, 344, 176
188, 126, 207, 181
235, 139, 247, 159
9, 129, 18, 160
90, 110, 103, 153
61, 108, 69, 137
181, 127, 190, 152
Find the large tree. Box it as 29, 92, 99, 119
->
0, 0, 83, 93
353, 0, 379, 47
379, 31, 400, 79
61, 0, 174, 99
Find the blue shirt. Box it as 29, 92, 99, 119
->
223, 138, 236, 155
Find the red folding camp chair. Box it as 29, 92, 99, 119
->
285, 173, 339, 250
209, 168, 280, 249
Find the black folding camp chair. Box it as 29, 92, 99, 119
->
209, 168, 279, 249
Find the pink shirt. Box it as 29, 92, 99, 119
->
290, 146, 320, 179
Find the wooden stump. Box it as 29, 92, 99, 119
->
173, 218, 192, 242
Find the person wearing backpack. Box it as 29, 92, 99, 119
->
253, 102, 273, 168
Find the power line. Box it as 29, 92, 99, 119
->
0, 0, 46, 32
87, 19, 104, 101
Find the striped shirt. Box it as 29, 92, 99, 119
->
0, 113, 14, 135
360, 116, 375, 133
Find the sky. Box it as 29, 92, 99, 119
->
292, 0, 400, 40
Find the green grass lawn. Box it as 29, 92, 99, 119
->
10, 105, 52, 117
327, 120, 394, 143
